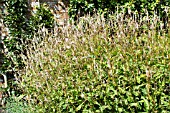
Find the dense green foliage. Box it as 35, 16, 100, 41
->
19, 13, 170, 112
30, 3, 55, 31
68, 0, 170, 20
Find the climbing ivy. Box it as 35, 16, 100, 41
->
2, 0, 30, 78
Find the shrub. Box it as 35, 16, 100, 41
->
19, 11, 170, 112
